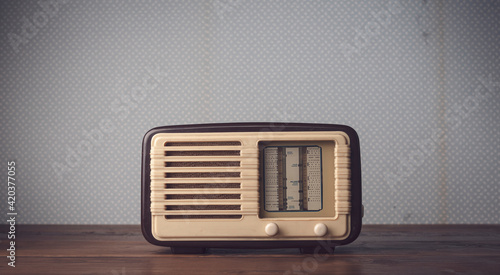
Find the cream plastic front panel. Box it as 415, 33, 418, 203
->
150, 131, 351, 241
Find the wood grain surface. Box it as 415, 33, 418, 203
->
1, 225, 499, 274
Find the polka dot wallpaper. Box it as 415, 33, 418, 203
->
0, 0, 499, 224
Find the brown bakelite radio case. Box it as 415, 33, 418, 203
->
141, 123, 362, 254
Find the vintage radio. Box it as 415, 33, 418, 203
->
141, 123, 362, 254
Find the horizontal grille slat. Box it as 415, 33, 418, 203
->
153, 209, 255, 215
152, 178, 245, 183
150, 147, 257, 156
166, 161, 240, 167
158, 167, 248, 173
165, 172, 241, 178
152, 200, 250, 205
165, 141, 241, 146
165, 151, 240, 156
165, 205, 241, 211
165, 194, 241, 200
165, 183, 241, 189
165, 215, 242, 220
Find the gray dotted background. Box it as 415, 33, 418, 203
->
1, 0, 499, 224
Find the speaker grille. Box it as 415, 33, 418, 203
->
150, 140, 254, 220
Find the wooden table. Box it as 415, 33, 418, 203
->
1, 225, 499, 274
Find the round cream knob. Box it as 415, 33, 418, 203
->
314, 223, 328, 236
265, 223, 279, 236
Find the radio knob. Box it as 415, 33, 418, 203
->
314, 223, 328, 236
265, 223, 279, 236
